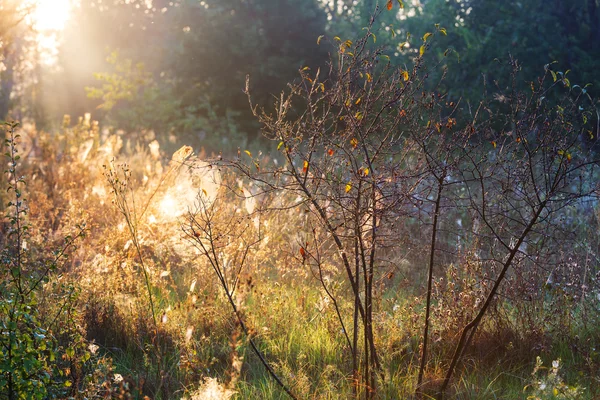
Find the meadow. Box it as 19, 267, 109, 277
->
2, 17, 600, 400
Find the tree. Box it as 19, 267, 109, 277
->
163, 0, 329, 139
400, 0, 600, 104
0, 1, 33, 121
58, 0, 329, 147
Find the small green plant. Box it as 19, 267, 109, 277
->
0, 121, 98, 399
525, 357, 584, 399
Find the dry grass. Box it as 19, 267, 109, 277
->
1, 115, 599, 399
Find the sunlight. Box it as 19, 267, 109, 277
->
32, 0, 72, 32
159, 193, 181, 220
26, 0, 73, 64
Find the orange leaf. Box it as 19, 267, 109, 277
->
303, 160, 309, 173
300, 247, 306, 258
328, 149, 334, 156
387, 0, 393, 10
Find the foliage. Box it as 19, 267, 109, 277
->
57, 0, 329, 147
2, 5, 600, 399
0, 121, 110, 399
525, 357, 584, 400
86, 51, 245, 152
401, 0, 600, 105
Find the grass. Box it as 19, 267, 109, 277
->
1, 117, 598, 399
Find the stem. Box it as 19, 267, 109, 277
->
417, 177, 443, 395
187, 205, 298, 399
438, 200, 547, 398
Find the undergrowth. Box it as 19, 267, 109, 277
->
1, 25, 599, 400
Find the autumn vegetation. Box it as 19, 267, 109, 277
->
2, 1, 600, 399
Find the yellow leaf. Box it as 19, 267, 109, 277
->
365, 73, 372, 82
400, 41, 409, 50
419, 45, 426, 57
303, 160, 309, 173
355, 97, 362, 105
492, 141, 497, 148
277, 141, 284, 150
439, 27, 447, 35
364, 168, 369, 176
244, 150, 252, 157
345, 182, 352, 193
302, 66, 310, 71
355, 112, 363, 120
397, 0, 404, 9
423, 32, 433, 42
334, 36, 342, 42
401, 70, 409, 81
318, 82, 325, 92
317, 35, 324, 45
350, 138, 358, 148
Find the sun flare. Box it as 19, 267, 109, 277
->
32, 0, 72, 32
